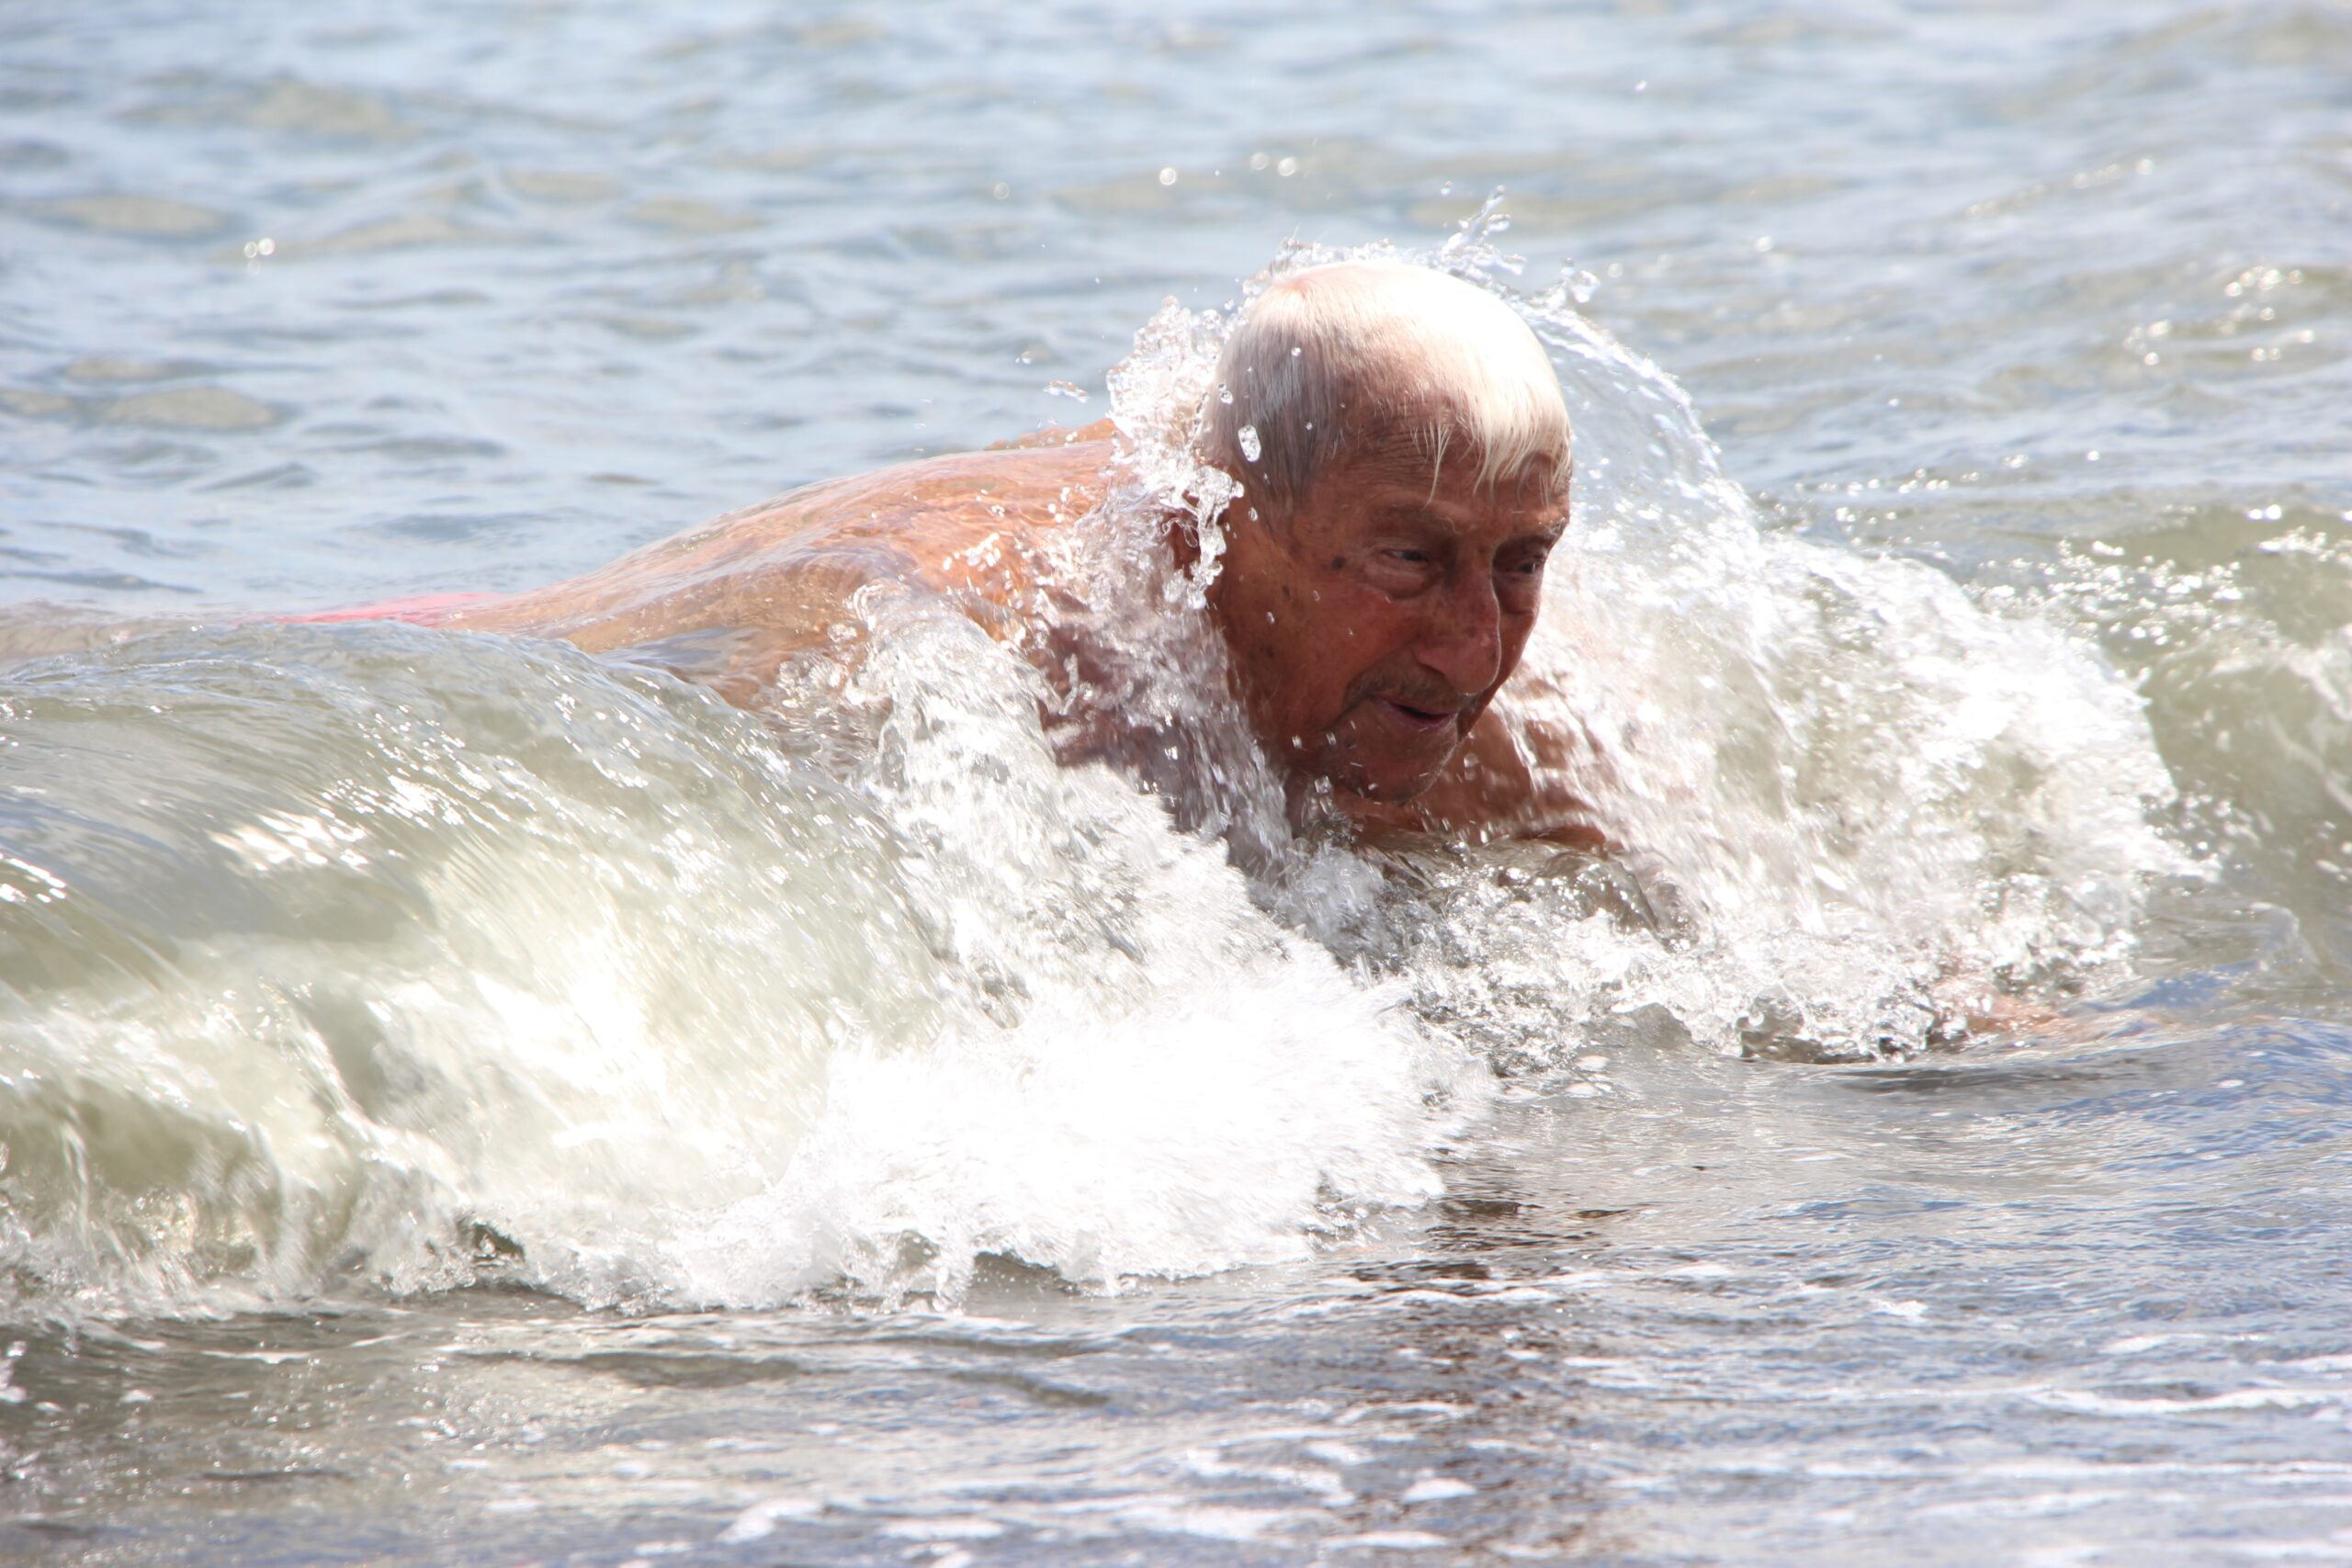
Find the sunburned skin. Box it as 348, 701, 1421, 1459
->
414, 415, 1607, 851
436, 434, 1099, 699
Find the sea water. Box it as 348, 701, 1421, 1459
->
2, 1, 2348, 1562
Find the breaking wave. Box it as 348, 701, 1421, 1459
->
0, 222, 2185, 1315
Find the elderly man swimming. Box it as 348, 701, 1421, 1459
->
394, 262, 1600, 847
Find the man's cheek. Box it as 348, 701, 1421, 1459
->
1497, 620, 1537, 680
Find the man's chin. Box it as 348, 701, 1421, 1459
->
1283, 708, 1464, 807
1322, 749, 1452, 807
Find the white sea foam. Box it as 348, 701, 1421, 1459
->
0, 617, 1466, 1314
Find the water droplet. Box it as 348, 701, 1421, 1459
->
1238, 424, 1261, 462
1158, 167, 1178, 186
1276, 156, 1298, 177
1216, 384, 1233, 404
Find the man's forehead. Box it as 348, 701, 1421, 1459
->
1324, 448, 1566, 519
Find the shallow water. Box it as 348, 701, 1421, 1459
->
4, 1, 2351, 1562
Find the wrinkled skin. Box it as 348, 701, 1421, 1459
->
1207, 432, 1567, 811
342, 418, 1601, 847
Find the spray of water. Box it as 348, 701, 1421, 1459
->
1059, 198, 2184, 1061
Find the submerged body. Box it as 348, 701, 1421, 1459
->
422, 423, 1602, 849
413, 264, 1606, 848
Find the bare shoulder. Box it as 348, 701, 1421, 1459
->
1360, 703, 1608, 851
987, 418, 1120, 452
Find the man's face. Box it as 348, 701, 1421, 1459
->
1207, 439, 1566, 804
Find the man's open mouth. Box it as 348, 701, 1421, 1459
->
1374, 697, 1459, 731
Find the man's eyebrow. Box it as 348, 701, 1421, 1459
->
1360, 498, 1567, 539
1366, 499, 1452, 525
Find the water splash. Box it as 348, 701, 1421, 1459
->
1430, 210, 2179, 1055
1082, 209, 2180, 1057
0, 619, 1465, 1315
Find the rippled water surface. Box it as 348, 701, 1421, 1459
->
4, 1, 2350, 1562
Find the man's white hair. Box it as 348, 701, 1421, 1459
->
1203, 261, 1569, 517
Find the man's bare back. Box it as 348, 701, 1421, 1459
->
442, 430, 1111, 683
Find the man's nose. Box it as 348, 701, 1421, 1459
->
1415, 573, 1503, 695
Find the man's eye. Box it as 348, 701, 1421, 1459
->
1385, 548, 1430, 566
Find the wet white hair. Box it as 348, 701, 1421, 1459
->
1203, 261, 1570, 519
